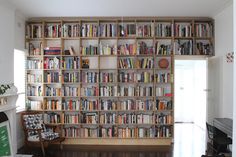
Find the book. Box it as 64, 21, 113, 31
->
69, 46, 75, 55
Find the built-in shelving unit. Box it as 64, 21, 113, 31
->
25, 17, 214, 145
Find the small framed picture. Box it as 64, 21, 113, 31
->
0, 120, 13, 157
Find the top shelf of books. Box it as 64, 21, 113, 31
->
25, 17, 214, 39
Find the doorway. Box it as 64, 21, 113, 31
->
174, 59, 207, 157
174, 60, 207, 127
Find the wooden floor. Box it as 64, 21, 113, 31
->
17, 123, 206, 157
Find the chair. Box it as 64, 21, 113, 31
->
206, 122, 232, 155
21, 111, 65, 157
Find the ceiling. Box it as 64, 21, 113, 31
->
8, 0, 232, 18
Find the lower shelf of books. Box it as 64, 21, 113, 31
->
63, 138, 173, 145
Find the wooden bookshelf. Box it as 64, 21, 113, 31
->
25, 17, 214, 146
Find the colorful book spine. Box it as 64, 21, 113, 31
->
62, 99, 80, 111
81, 99, 99, 111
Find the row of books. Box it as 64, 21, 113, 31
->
174, 40, 193, 55
118, 24, 136, 37
155, 113, 172, 125
62, 126, 172, 138
118, 58, 134, 69
44, 57, 60, 69
26, 24, 43, 38
196, 42, 212, 55
44, 112, 61, 123
155, 23, 172, 37
27, 43, 174, 57
27, 85, 43, 96
81, 24, 98, 37
155, 87, 172, 97
80, 45, 98, 55
43, 113, 172, 125
27, 73, 42, 83
100, 86, 118, 97
118, 71, 154, 83
44, 47, 61, 55
27, 59, 43, 69
61, 24, 80, 38
118, 86, 154, 97
62, 100, 80, 111
44, 99, 61, 110
100, 113, 116, 124
64, 114, 80, 124
137, 41, 154, 55
44, 24, 61, 38
62, 72, 80, 83
82, 72, 99, 83
45, 86, 61, 96
155, 42, 172, 55
195, 23, 213, 37
26, 100, 43, 110
119, 99, 154, 111
119, 58, 170, 69
136, 23, 155, 37
61, 57, 80, 70
81, 86, 99, 96
118, 114, 153, 124
174, 24, 192, 37
61, 86, 80, 97
26, 86, 171, 97
63, 127, 98, 138
27, 99, 172, 111
100, 72, 115, 83
81, 112, 98, 124
28, 42, 43, 56
118, 44, 136, 55
44, 72, 60, 83
27, 71, 171, 84
156, 99, 172, 110
101, 100, 116, 111
155, 72, 171, 83
81, 99, 99, 111
99, 43, 117, 55
136, 58, 154, 69
27, 22, 213, 39
99, 24, 117, 37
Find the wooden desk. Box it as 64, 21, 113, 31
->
213, 118, 232, 137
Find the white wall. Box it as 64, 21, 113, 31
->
0, 0, 26, 150
15, 11, 26, 149
0, 1, 15, 84
233, 0, 236, 155
208, 3, 233, 121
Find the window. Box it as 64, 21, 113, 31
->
14, 49, 26, 112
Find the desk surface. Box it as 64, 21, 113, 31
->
213, 118, 233, 137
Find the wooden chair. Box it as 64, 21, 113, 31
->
21, 111, 65, 157
206, 122, 232, 155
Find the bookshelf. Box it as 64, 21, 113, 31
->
25, 17, 214, 145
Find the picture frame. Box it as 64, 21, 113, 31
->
0, 120, 13, 157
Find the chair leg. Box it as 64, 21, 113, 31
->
60, 141, 63, 150
40, 142, 45, 157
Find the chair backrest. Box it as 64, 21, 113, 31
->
21, 111, 45, 130
21, 111, 46, 140
206, 122, 215, 140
